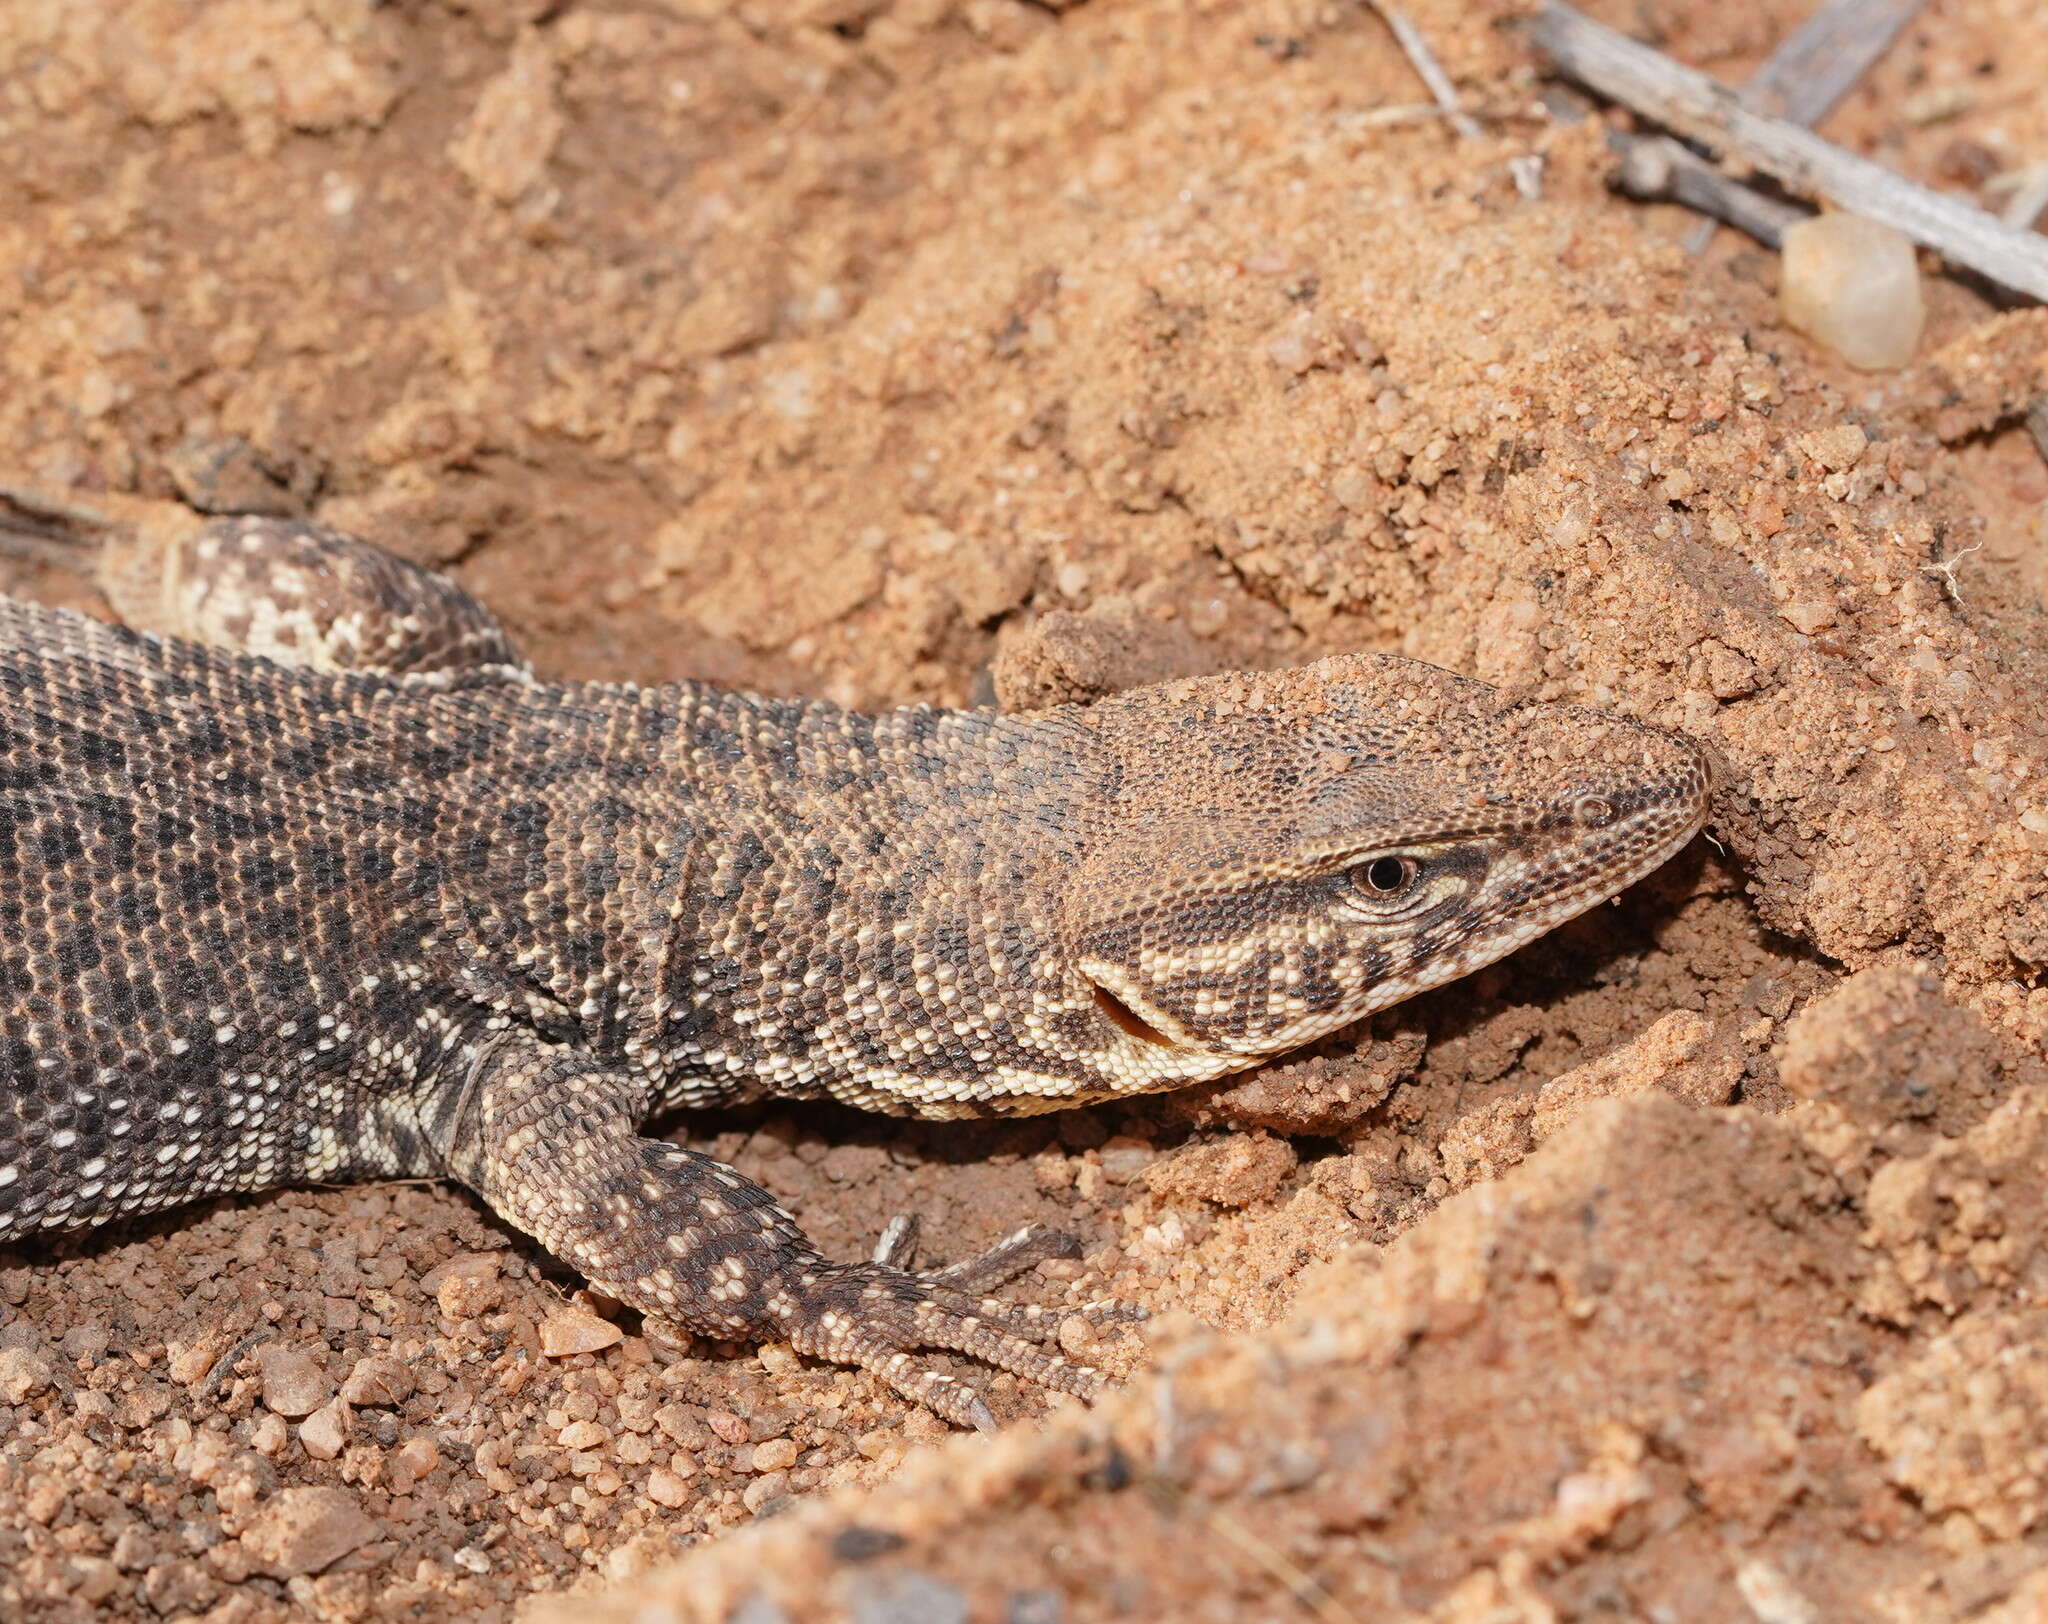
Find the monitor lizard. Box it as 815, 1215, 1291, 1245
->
0, 489, 1711, 1428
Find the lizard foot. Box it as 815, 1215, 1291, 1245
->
774, 1239, 1123, 1431
448, 1037, 1144, 1430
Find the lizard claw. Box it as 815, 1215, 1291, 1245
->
777, 1223, 1141, 1426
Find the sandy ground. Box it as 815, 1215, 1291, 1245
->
2, 0, 2047, 1619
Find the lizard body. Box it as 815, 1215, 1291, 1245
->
0, 497, 1711, 1425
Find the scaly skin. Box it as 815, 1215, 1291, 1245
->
0, 499, 1710, 1426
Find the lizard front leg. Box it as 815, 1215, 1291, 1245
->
434, 1030, 1107, 1430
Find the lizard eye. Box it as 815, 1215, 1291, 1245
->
1355, 855, 1420, 897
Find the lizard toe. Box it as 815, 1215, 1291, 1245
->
774, 1255, 1109, 1428
909, 1300, 1105, 1397
873, 1218, 1148, 1342
872, 1215, 1081, 1290
921, 1220, 1082, 1290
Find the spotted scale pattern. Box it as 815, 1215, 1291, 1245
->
0, 514, 1711, 1423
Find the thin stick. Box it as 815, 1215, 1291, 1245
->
1741, 0, 1928, 127
1921, 541, 1984, 603
2002, 167, 2048, 232
1353, 103, 1458, 129
196, 1327, 275, 1400
1623, 138, 1805, 248
1533, 1, 2048, 302
1362, 1, 1483, 141
1681, 0, 1928, 251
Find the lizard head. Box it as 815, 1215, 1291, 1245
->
1060, 654, 1710, 1081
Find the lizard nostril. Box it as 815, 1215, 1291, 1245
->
1572, 795, 1615, 828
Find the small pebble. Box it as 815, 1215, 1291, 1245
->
124, 1382, 177, 1429
1330, 471, 1376, 513
111, 1528, 154, 1571
1799, 424, 1868, 473
299, 1399, 348, 1462
425, 1253, 503, 1319
1779, 597, 1838, 635
757, 1342, 802, 1378
1096, 1136, 1155, 1181
237, 1486, 378, 1579
388, 1435, 440, 1493
141, 1559, 215, 1615
0, 1346, 54, 1403
166, 1341, 218, 1386
339, 1354, 414, 1408
752, 1437, 799, 1473
256, 1346, 333, 1419
743, 1470, 791, 1513
66, 1557, 121, 1605
1185, 600, 1229, 638
538, 1302, 622, 1357
1778, 212, 1924, 371
1267, 329, 1315, 374
846, 1572, 969, 1624
854, 1427, 901, 1462
559, 1419, 609, 1450
1145, 1132, 1299, 1208
646, 1467, 694, 1508
25, 1478, 67, 1524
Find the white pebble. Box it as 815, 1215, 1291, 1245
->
1778, 213, 1925, 371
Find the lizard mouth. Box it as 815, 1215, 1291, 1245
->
1090, 981, 1181, 1049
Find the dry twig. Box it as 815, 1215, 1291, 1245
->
196, 1327, 275, 1400
1739, 0, 1928, 127
1922, 541, 1985, 603
2002, 166, 2048, 233
1621, 139, 1805, 248
1362, 1, 1483, 141
1533, 0, 2048, 301
1679, 0, 1928, 250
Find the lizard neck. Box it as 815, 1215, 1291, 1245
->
634, 687, 1141, 1119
